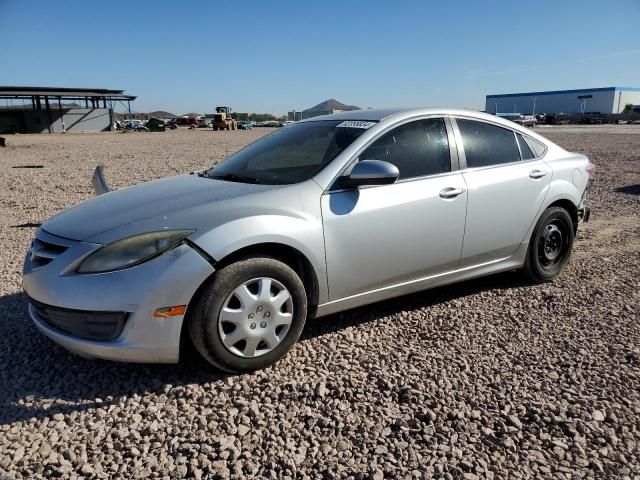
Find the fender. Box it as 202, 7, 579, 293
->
524, 154, 589, 242
190, 214, 329, 304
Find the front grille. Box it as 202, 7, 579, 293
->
30, 299, 127, 341
29, 237, 68, 268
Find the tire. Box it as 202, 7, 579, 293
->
523, 206, 574, 283
188, 256, 307, 373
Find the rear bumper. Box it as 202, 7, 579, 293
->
577, 181, 591, 223
578, 206, 591, 223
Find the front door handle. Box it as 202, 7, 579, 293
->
439, 187, 465, 199
529, 169, 548, 179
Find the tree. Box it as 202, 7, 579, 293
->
247, 113, 279, 122
623, 103, 634, 113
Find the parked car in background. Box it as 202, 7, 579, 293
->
237, 121, 253, 130
511, 115, 538, 128
255, 121, 281, 127
23, 108, 594, 373
118, 119, 148, 132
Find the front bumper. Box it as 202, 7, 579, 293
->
23, 229, 215, 363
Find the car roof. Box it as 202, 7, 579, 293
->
300, 107, 542, 131
300, 108, 406, 122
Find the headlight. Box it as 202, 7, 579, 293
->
77, 230, 194, 274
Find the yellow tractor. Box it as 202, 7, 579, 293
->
212, 106, 237, 131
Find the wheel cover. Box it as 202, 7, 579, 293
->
538, 220, 568, 268
217, 277, 294, 358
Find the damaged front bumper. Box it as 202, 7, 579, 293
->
23, 228, 215, 363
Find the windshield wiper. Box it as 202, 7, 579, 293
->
207, 172, 261, 184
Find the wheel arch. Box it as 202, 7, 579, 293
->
546, 198, 579, 232
521, 186, 582, 255
528, 170, 583, 238
179, 242, 320, 361
213, 242, 320, 316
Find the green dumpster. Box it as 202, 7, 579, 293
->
147, 117, 166, 132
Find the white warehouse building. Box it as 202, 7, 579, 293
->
485, 87, 640, 115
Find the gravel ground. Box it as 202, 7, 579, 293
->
0, 126, 639, 479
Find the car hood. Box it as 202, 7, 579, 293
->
42, 174, 280, 242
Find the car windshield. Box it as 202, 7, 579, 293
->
207, 120, 373, 184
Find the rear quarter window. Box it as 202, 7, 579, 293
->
517, 133, 535, 160
523, 135, 547, 157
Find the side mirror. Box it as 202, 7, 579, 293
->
341, 160, 399, 188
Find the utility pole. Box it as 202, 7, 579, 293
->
532, 97, 537, 115
58, 96, 66, 133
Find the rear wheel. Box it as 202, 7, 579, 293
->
523, 206, 574, 282
188, 256, 307, 372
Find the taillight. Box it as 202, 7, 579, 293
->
585, 163, 596, 180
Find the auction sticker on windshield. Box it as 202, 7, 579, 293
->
336, 121, 377, 129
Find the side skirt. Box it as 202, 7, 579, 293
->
315, 242, 528, 318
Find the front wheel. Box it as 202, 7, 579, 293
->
188, 256, 307, 372
523, 206, 575, 282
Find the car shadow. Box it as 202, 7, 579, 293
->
301, 270, 529, 340
0, 292, 232, 425
615, 184, 640, 196
0, 270, 528, 425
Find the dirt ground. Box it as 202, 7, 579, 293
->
0, 126, 638, 479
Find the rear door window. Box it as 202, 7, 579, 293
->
360, 118, 451, 179
457, 119, 521, 168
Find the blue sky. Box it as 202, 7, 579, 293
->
1, 0, 639, 114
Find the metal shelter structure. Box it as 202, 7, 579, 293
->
0, 86, 136, 133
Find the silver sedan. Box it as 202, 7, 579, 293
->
23, 108, 594, 372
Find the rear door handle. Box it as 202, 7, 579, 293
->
439, 187, 465, 199
529, 169, 548, 179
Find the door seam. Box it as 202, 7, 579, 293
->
458, 173, 469, 267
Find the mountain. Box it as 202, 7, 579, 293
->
304, 99, 360, 112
